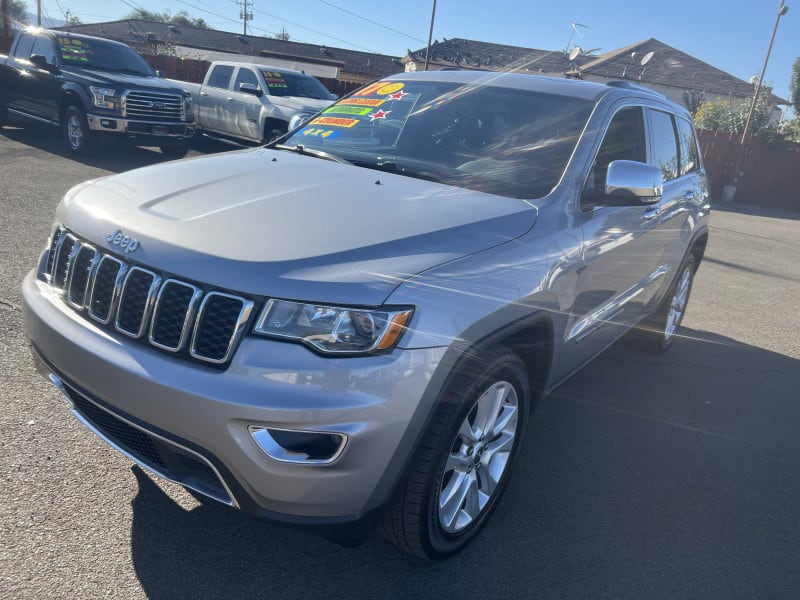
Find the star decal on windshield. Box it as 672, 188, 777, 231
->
369, 109, 391, 121
388, 91, 408, 100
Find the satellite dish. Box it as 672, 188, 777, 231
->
568, 46, 581, 61
641, 51, 655, 66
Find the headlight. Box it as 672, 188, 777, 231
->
183, 92, 193, 119
253, 299, 413, 355
288, 112, 314, 131
89, 86, 119, 110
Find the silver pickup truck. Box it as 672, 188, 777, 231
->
180, 61, 335, 145
24, 71, 709, 560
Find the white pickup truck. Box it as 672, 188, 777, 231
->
181, 61, 335, 145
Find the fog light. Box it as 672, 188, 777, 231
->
249, 426, 347, 465
100, 119, 116, 129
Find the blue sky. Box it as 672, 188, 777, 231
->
28, 0, 800, 104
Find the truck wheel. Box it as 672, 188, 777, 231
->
159, 141, 191, 159
381, 347, 529, 560
634, 254, 696, 352
62, 106, 92, 154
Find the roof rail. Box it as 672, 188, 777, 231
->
605, 80, 666, 98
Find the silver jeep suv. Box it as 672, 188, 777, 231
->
24, 71, 709, 559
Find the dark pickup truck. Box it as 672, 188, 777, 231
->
0, 28, 195, 157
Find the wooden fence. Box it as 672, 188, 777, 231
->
697, 129, 800, 211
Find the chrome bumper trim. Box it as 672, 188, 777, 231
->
86, 114, 195, 137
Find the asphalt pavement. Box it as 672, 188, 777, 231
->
1, 117, 799, 599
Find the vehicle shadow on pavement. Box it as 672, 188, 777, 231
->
0, 118, 229, 172
128, 328, 800, 599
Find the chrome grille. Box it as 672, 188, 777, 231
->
67, 243, 98, 309
115, 267, 161, 338
124, 91, 184, 120
45, 229, 253, 366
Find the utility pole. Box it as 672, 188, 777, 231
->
1, 0, 10, 40
239, 0, 253, 36
37, 0, 41, 27
424, 0, 437, 71
724, 0, 789, 202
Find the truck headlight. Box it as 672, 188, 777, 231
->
253, 299, 413, 355
183, 92, 193, 119
89, 86, 119, 110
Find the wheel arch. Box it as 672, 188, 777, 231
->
363, 309, 555, 517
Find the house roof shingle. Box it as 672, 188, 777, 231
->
408, 37, 788, 106
62, 19, 405, 81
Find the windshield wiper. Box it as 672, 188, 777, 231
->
274, 144, 351, 164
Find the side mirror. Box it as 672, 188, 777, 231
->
602, 160, 663, 206
30, 54, 56, 71
155, 69, 163, 78
239, 83, 263, 97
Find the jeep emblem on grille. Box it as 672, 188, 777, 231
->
105, 230, 140, 254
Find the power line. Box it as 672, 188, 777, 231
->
252, 6, 377, 52
315, 0, 426, 44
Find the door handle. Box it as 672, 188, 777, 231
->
200, 91, 208, 97
642, 205, 660, 220
227, 97, 235, 102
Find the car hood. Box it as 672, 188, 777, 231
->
63, 67, 182, 92
59, 148, 537, 305
268, 96, 333, 113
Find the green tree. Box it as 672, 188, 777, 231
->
682, 89, 705, 116
694, 95, 774, 140
790, 56, 800, 114
124, 8, 208, 28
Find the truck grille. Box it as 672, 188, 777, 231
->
46, 228, 254, 367
124, 91, 184, 120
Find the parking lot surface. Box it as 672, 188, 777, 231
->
1, 119, 799, 599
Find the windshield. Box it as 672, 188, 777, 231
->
283, 79, 592, 199
57, 36, 155, 76
262, 70, 333, 99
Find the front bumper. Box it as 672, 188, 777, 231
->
86, 113, 195, 140
23, 270, 446, 530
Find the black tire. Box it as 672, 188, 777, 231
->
634, 254, 697, 352
382, 347, 530, 560
159, 140, 191, 159
62, 105, 92, 154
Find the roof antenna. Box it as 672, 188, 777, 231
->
564, 21, 589, 54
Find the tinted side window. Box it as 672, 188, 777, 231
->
584, 106, 646, 202
31, 37, 57, 65
233, 67, 259, 92
677, 117, 700, 176
649, 109, 679, 181
13, 34, 35, 60
207, 65, 234, 89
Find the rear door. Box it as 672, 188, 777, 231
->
646, 110, 708, 300
5, 33, 39, 114
197, 64, 234, 134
